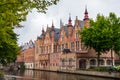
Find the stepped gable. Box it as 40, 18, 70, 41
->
37, 14, 86, 42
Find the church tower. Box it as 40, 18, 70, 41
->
42, 27, 45, 40
67, 13, 73, 38
51, 21, 55, 42
83, 6, 90, 28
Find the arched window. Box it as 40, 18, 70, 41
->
107, 60, 111, 65
99, 59, 104, 65
90, 59, 96, 65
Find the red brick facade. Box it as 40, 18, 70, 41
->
17, 40, 35, 69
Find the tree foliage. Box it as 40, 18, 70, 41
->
79, 13, 120, 67
107, 13, 120, 55
0, 0, 59, 28
0, 27, 20, 65
0, 0, 59, 65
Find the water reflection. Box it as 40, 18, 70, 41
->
6, 70, 114, 80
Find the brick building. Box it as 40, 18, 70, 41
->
17, 40, 35, 69
17, 8, 119, 70
34, 8, 119, 71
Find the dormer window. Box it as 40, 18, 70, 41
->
75, 32, 79, 38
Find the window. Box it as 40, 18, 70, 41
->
62, 59, 65, 67
69, 59, 72, 67
107, 60, 111, 65
75, 32, 79, 38
99, 59, 104, 65
71, 42, 74, 51
76, 41, 79, 51
53, 45, 57, 53
65, 43, 68, 48
90, 59, 96, 65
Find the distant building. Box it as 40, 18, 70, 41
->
17, 40, 35, 69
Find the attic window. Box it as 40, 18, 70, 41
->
75, 33, 79, 38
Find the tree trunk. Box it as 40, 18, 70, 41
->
111, 49, 114, 66
97, 52, 100, 67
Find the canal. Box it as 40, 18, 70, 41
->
5, 70, 115, 80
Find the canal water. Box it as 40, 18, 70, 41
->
5, 70, 114, 80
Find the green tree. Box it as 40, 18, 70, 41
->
0, 0, 59, 65
0, 27, 20, 65
79, 13, 120, 67
107, 13, 120, 66
0, 0, 59, 28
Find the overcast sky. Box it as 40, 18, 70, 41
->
14, 0, 120, 45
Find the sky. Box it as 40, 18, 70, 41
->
14, 0, 120, 45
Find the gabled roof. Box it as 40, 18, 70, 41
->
64, 25, 68, 37
50, 28, 60, 41
55, 28, 60, 41
36, 17, 86, 43
21, 40, 35, 51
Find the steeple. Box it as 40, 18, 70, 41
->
51, 21, 54, 31
75, 16, 79, 26
83, 5, 90, 28
42, 27, 45, 35
84, 6, 89, 20
68, 13, 72, 25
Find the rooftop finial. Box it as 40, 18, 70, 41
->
52, 20, 54, 31
84, 5, 89, 20
85, 5, 88, 14
68, 13, 72, 25
42, 27, 44, 35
